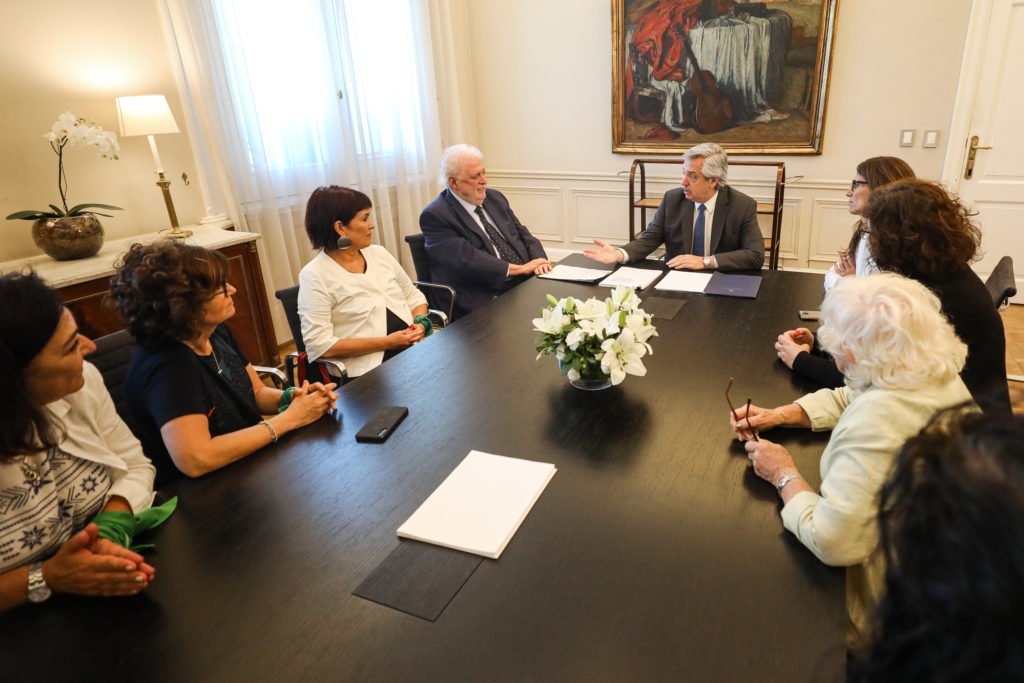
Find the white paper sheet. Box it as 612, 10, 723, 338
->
598, 267, 662, 290
537, 264, 611, 282
654, 271, 713, 293
397, 451, 557, 559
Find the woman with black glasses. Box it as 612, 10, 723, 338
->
774, 156, 915, 388
111, 242, 337, 487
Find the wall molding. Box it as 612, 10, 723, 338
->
491, 185, 564, 242
490, 169, 849, 192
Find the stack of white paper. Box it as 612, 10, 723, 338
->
397, 451, 557, 559
537, 264, 611, 282
598, 267, 662, 289
654, 271, 713, 293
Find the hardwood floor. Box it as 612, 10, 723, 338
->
1002, 304, 1024, 414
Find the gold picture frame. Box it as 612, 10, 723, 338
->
612, 0, 839, 155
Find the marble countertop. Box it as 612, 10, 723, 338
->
0, 220, 262, 288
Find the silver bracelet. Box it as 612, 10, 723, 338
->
775, 473, 802, 493
260, 419, 279, 443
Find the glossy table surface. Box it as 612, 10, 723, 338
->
0, 267, 846, 682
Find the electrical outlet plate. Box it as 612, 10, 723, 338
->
899, 129, 915, 147
923, 130, 939, 148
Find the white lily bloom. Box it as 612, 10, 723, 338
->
565, 327, 584, 351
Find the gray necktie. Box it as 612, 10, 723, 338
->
475, 206, 524, 265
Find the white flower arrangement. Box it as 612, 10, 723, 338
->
533, 285, 658, 386
6, 111, 121, 221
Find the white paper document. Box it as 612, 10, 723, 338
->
397, 451, 557, 559
598, 267, 662, 290
537, 264, 611, 282
654, 271, 713, 293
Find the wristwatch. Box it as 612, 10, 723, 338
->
703, 256, 712, 269
27, 562, 52, 603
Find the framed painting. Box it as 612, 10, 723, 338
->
612, 0, 839, 155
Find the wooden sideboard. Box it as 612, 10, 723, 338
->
0, 222, 281, 367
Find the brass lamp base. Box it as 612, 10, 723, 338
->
156, 172, 190, 239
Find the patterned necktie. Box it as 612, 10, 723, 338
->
693, 204, 706, 257
475, 206, 524, 265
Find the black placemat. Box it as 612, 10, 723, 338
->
641, 296, 686, 320
353, 540, 483, 621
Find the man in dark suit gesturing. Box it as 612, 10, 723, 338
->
585, 142, 764, 271
419, 144, 552, 319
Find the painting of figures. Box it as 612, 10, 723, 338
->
612, 0, 838, 154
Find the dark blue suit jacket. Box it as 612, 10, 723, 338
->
419, 188, 547, 318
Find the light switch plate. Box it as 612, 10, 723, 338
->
899, 129, 915, 147
923, 130, 940, 148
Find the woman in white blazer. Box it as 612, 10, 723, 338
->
730, 274, 972, 640
299, 186, 430, 378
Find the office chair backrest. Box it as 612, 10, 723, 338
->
985, 256, 1017, 310
404, 233, 432, 282
274, 285, 306, 353
89, 329, 135, 422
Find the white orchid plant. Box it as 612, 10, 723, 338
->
6, 111, 122, 221
533, 285, 658, 386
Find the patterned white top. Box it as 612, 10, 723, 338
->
0, 446, 112, 571
0, 362, 155, 572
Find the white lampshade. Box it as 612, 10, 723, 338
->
115, 95, 180, 136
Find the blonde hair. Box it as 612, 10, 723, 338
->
818, 273, 966, 391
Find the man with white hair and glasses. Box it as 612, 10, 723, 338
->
585, 142, 764, 271
419, 144, 551, 319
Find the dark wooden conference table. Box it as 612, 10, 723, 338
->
1, 266, 846, 682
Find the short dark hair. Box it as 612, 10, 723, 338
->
865, 178, 981, 277
304, 185, 372, 251
847, 156, 916, 253
853, 406, 1024, 681
110, 241, 229, 349
0, 272, 66, 457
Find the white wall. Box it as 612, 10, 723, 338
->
464, 0, 972, 269
0, 0, 204, 262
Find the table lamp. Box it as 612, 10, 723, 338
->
115, 95, 191, 239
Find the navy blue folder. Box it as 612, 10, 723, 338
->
704, 273, 762, 299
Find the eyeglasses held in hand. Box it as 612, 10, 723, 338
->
725, 377, 759, 441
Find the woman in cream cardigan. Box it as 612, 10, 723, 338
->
299, 186, 430, 379
730, 274, 972, 639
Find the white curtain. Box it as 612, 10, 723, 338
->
157, 0, 468, 342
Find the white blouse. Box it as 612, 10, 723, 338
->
298, 246, 427, 377
823, 230, 879, 291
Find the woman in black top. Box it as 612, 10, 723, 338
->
777, 179, 1010, 414
866, 179, 1010, 414
111, 242, 337, 487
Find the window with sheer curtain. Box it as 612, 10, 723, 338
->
209, 0, 437, 198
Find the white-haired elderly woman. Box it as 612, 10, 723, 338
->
730, 273, 972, 639
584, 142, 764, 271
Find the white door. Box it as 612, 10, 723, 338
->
943, 0, 1024, 301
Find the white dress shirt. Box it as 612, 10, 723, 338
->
451, 191, 502, 258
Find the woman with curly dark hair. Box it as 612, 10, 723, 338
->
852, 407, 1024, 681
111, 242, 337, 487
866, 178, 1009, 414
